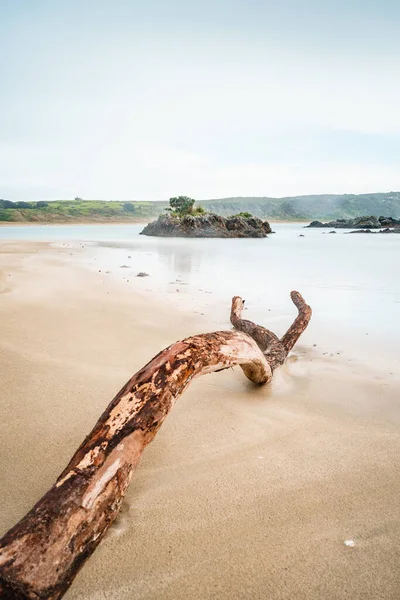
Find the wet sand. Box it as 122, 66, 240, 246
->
0, 241, 399, 600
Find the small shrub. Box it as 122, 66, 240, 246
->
167, 196, 196, 216
229, 211, 253, 219
14, 201, 34, 209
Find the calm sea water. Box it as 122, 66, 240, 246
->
1, 223, 399, 370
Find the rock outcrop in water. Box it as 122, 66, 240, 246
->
140, 213, 272, 238
306, 215, 400, 229
348, 227, 400, 234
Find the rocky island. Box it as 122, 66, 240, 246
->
140, 196, 272, 238
306, 215, 400, 229
141, 213, 272, 238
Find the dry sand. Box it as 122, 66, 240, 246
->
0, 241, 399, 600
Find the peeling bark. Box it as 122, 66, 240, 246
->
0, 293, 311, 600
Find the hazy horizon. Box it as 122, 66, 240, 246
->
1, 0, 400, 201
3, 191, 400, 204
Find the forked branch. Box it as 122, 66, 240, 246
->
231, 290, 312, 370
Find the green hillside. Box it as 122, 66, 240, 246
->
198, 192, 400, 220
0, 199, 169, 223
1, 192, 399, 223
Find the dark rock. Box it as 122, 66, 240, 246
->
353, 216, 380, 228
347, 229, 374, 234
379, 216, 400, 226
140, 213, 272, 238
136, 272, 149, 277
380, 226, 400, 234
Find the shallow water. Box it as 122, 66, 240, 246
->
1, 222, 399, 372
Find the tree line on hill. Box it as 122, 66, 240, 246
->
0, 199, 49, 209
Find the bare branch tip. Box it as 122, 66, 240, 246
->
290, 290, 306, 307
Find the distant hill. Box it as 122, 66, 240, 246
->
0, 192, 399, 223
197, 192, 400, 220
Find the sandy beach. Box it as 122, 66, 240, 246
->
0, 241, 399, 600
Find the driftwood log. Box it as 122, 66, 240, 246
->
0, 292, 311, 600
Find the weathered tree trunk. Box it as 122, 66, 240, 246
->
0, 293, 311, 600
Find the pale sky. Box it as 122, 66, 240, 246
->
1, 0, 400, 201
